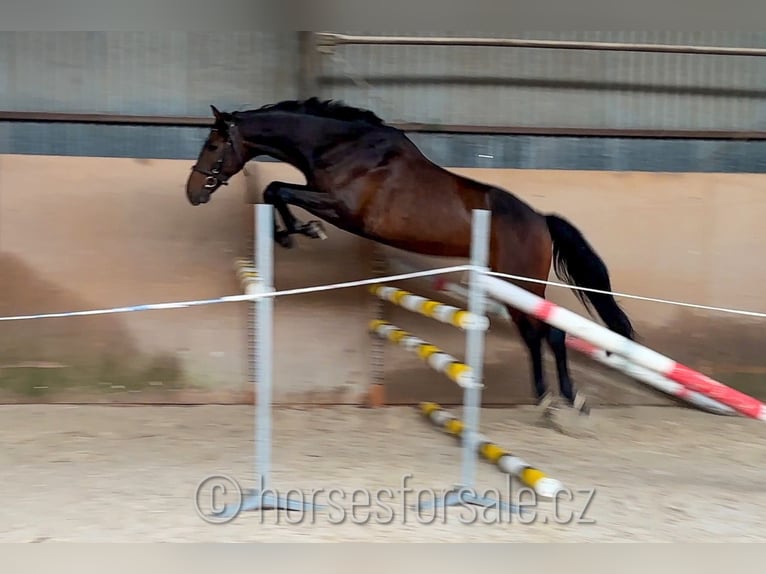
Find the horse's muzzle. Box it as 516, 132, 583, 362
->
188, 189, 210, 206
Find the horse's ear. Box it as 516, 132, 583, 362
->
210, 105, 223, 122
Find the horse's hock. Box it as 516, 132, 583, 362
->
1, 153, 765, 405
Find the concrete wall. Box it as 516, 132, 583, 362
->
0, 154, 253, 403
2, 155, 765, 405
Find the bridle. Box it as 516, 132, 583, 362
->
191, 121, 247, 192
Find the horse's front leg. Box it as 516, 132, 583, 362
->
262, 181, 310, 248
272, 184, 343, 245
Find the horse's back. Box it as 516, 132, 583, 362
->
314, 123, 551, 267
486, 186, 553, 293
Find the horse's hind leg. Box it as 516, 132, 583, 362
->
512, 312, 550, 408
546, 326, 590, 415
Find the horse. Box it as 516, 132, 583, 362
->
185, 97, 635, 417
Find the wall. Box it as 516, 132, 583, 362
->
1, 32, 764, 406
0, 154, 252, 403
0, 32, 298, 116
318, 31, 766, 131
5, 31, 764, 133
3, 32, 766, 172
5, 154, 761, 405
0, 31, 299, 161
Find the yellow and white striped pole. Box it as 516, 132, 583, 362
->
419, 402, 564, 499
369, 285, 489, 331
369, 320, 480, 389
234, 257, 259, 296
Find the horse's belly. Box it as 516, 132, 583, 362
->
363, 199, 472, 257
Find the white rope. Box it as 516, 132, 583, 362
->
0, 265, 473, 322
1, 262, 764, 322
486, 270, 766, 319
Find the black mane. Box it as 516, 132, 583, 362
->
249, 97, 386, 126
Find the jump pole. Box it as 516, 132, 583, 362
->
368, 321, 477, 386
422, 273, 735, 417
481, 274, 766, 421
384, 255, 511, 320
370, 209, 514, 513
234, 257, 258, 294
418, 401, 564, 499
387, 257, 732, 416
377, 248, 743, 418
565, 336, 736, 416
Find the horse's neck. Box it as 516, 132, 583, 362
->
239, 113, 359, 173
237, 114, 307, 165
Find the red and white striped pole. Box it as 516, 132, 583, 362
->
564, 336, 735, 416
481, 275, 766, 421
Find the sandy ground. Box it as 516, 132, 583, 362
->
1, 403, 765, 542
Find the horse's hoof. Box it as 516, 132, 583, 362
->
549, 403, 596, 439
534, 395, 560, 429
535, 392, 554, 413
536, 405, 564, 433
573, 392, 590, 416
275, 231, 294, 249
305, 220, 327, 240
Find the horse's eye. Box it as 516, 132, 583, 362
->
205, 143, 219, 151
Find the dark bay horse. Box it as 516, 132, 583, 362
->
185, 98, 635, 416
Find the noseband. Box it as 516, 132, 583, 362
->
191, 122, 247, 191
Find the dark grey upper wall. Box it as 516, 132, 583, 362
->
317, 31, 766, 132
1, 31, 766, 172
0, 31, 299, 116
3, 31, 766, 128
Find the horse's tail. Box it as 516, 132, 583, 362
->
545, 214, 635, 340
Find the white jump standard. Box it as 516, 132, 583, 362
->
214, 205, 322, 521
370, 209, 514, 513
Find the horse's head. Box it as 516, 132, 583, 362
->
186, 105, 248, 206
